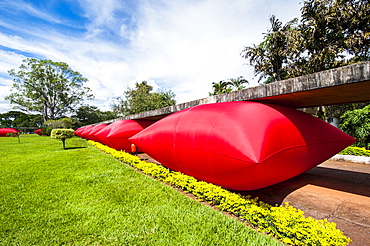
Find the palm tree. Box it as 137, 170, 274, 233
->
209, 80, 232, 96
228, 76, 248, 91
241, 15, 292, 83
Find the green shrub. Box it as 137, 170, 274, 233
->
51, 129, 75, 149
340, 105, 370, 149
89, 140, 351, 246
339, 146, 370, 156
6, 131, 21, 143
44, 118, 74, 136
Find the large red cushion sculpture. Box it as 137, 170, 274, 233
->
129, 101, 356, 190
106, 120, 154, 152
0, 128, 20, 137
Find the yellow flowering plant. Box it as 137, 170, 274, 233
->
89, 140, 351, 246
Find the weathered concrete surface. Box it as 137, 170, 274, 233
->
103, 61, 370, 122
331, 154, 370, 164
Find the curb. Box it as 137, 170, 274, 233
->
329, 154, 370, 164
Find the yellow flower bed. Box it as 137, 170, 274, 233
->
89, 140, 351, 246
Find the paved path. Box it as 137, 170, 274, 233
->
240, 160, 370, 245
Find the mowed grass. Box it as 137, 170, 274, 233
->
0, 135, 282, 245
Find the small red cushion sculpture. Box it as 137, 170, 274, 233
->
129, 102, 356, 190
80, 125, 95, 140
106, 120, 154, 152
74, 127, 86, 137
0, 128, 20, 137
34, 129, 45, 136
94, 123, 115, 147
87, 124, 108, 142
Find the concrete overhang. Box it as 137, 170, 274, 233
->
103, 61, 370, 123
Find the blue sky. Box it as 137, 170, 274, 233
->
0, 0, 302, 114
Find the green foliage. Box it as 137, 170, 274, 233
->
112, 81, 176, 116
50, 129, 75, 140
5, 131, 21, 143
72, 105, 117, 127
209, 76, 248, 96
242, 0, 370, 82
0, 111, 43, 129
209, 80, 232, 96
90, 140, 351, 246
340, 105, 370, 149
325, 102, 370, 122
5, 58, 94, 121
43, 118, 74, 136
0, 135, 281, 246
339, 146, 370, 156
241, 15, 293, 83
51, 129, 75, 149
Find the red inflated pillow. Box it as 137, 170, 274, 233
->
94, 124, 115, 147
80, 125, 95, 140
0, 128, 20, 137
87, 124, 108, 142
106, 120, 154, 152
74, 127, 86, 137
129, 101, 356, 190
34, 129, 45, 136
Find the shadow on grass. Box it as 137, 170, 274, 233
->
64, 146, 87, 150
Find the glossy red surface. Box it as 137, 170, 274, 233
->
0, 128, 20, 137
130, 102, 356, 190
106, 120, 154, 152
87, 124, 108, 142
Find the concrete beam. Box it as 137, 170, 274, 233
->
104, 61, 370, 122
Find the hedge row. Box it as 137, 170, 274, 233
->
339, 146, 370, 157
89, 140, 351, 246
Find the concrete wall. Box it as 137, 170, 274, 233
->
102, 61, 370, 123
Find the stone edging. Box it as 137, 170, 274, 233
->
330, 154, 370, 164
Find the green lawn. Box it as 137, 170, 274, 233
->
0, 135, 281, 245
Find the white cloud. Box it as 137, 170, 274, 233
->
0, 0, 302, 113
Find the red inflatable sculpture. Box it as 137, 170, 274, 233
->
34, 129, 45, 136
94, 124, 115, 147
87, 124, 108, 142
106, 120, 154, 152
130, 101, 356, 190
74, 127, 86, 137
0, 128, 20, 137
80, 125, 95, 140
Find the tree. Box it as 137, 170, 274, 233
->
242, 0, 370, 80
209, 76, 249, 96
241, 15, 293, 83
112, 81, 176, 116
335, 0, 370, 62
0, 111, 43, 128
290, 0, 347, 76
72, 105, 117, 127
228, 76, 249, 90
51, 129, 75, 150
324, 102, 370, 122
5, 58, 94, 122
209, 80, 232, 96
43, 118, 74, 136
6, 131, 21, 144
340, 104, 370, 149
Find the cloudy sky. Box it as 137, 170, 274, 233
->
0, 0, 302, 114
